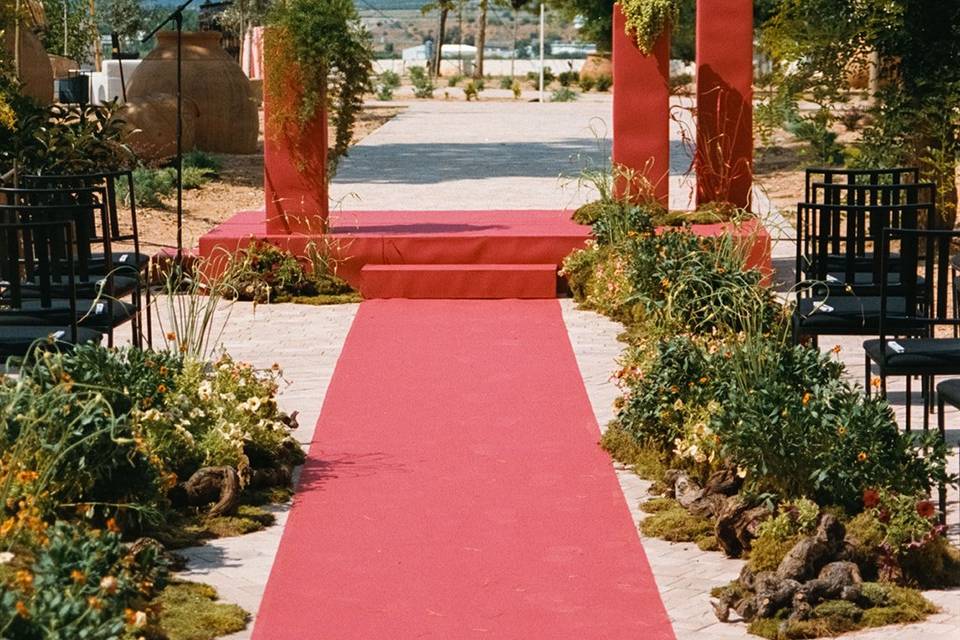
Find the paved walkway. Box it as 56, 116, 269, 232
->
331, 96, 697, 212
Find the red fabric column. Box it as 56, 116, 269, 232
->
263, 40, 329, 234
695, 0, 753, 210
611, 4, 670, 205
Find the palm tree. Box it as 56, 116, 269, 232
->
422, 0, 456, 76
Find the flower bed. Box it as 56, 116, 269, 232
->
562, 200, 959, 639
0, 343, 305, 638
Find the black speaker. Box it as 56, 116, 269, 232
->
57, 74, 89, 104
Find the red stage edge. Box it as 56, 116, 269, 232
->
695, 0, 754, 210
197, 210, 773, 297
262, 28, 329, 235
612, 4, 670, 206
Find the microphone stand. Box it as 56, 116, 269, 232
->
142, 0, 195, 264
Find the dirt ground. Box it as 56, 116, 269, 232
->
135, 105, 405, 252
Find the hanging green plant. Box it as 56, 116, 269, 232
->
264, 0, 373, 178
619, 0, 679, 55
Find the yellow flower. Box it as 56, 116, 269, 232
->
70, 569, 86, 584
837, 426, 847, 437
857, 451, 868, 463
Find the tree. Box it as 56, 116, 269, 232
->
761, 0, 960, 228
96, 0, 143, 49
509, 0, 532, 77
474, 0, 488, 78
41, 0, 96, 63
422, 0, 456, 76
546, 0, 613, 52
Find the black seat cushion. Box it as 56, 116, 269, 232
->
794, 296, 925, 332
0, 325, 104, 358
863, 338, 960, 375
18, 274, 140, 298
0, 298, 136, 329
936, 378, 960, 409
87, 251, 149, 274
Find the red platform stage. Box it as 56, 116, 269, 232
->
198, 209, 772, 299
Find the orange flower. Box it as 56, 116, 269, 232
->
669, 385, 680, 394
156, 384, 167, 394
831, 344, 842, 354
802, 392, 812, 405
70, 569, 86, 584
159, 366, 169, 376
857, 451, 869, 463
16, 470, 38, 484
871, 376, 882, 389
15, 601, 28, 618
916, 500, 936, 519
87, 596, 103, 610
105, 517, 121, 533
863, 488, 880, 508
165, 332, 177, 341
14, 570, 33, 591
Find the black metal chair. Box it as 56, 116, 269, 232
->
0, 220, 104, 358
0, 187, 140, 346
804, 166, 921, 204
22, 170, 152, 347
800, 181, 935, 279
793, 200, 931, 345
934, 379, 959, 524
863, 229, 960, 433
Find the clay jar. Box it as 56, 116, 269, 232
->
2, 28, 54, 104
127, 31, 257, 154
580, 53, 612, 83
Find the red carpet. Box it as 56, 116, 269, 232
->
252, 300, 675, 639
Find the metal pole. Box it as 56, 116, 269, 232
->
538, 3, 544, 103
64, 1, 68, 56
175, 11, 183, 262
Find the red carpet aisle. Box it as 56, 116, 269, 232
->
252, 300, 675, 639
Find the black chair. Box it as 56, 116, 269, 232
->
792, 201, 931, 345
804, 166, 920, 204
934, 379, 959, 524
0, 220, 104, 358
800, 181, 934, 279
863, 228, 960, 433
0, 187, 139, 346
22, 170, 152, 346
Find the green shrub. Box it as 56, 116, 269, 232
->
130, 166, 176, 207
183, 149, 222, 173
558, 70, 579, 87
464, 81, 480, 101
447, 74, 463, 87
378, 70, 401, 89
0, 521, 168, 638
409, 66, 435, 98
590, 201, 655, 246
595, 75, 612, 91
551, 87, 578, 102
640, 504, 714, 543
578, 76, 596, 92
499, 76, 513, 89
670, 72, 693, 95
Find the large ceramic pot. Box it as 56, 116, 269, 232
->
2, 28, 54, 104
121, 93, 199, 161
580, 53, 612, 82
127, 31, 257, 154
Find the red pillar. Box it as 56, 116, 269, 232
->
695, 0, 754, 210
611, 4, 670, 206
263, 45, 329, 234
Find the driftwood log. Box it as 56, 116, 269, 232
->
169, 466, 241, 517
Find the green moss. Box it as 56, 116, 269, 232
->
640, 498, 678, 514
274, 292, 363, 305
710, 580, 746, 600
148, 493, 285, 549
812, 599, 863, 622
243, 485, 294, 506
900, 536, 960, 588
860, 584, 938, 628
697, 534, 720, 551
640, 506, 714, 542
748, 532, 801, 573
600, 426, 667, 481
747, 617, 781, 639
152, 581, 249, 640
572, 200, 610, 225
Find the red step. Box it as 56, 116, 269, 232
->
361, 264, 558, 299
